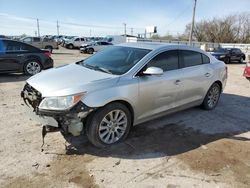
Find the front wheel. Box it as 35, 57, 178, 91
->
202, 83, 221, 110
239, 57, 244, 63
86, 103, 132, 148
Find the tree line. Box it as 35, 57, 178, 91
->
152, 12, 250, 43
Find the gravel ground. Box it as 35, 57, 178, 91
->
0, 47, 249, 188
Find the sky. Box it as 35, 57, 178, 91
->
0, 0, 250, 37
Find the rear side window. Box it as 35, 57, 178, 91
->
147, 50, 179, 71
75, 38, 80, 41
33, 37, 40, 42
3, 41, 38, 52
202, 54, 210, 64
4, 41, 23, 51
180, 50, 202, 67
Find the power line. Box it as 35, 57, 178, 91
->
189, 0, 197, 44
36, 19, 40, 37
123, 23, 127, 35
56, 20, 60, 36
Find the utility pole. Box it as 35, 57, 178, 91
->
131, 28, 133, 36
189, 0, 197, 45
123, 23, 127, 36
37, 19, 40, 37
56, 20, 60, 36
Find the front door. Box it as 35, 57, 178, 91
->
137, 50, 182, 121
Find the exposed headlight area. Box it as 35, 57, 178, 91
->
39, 94, 84, 111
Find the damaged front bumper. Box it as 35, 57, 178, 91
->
21, 84, 94, 137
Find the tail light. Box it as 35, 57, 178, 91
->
44, 51, 51, 58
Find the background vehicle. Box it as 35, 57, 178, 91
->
22, 43, 227, 148
61, 36, 77, 46
81, 41, 113, 54
0, 39, 53, 75
211, 47, 246, 63
243, 61, 250, 81
65, 37, 87, 49
103, 35, 137, 44
20, 37, 58, 53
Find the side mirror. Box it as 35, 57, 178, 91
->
143, 67, 163, 76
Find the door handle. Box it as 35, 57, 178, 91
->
205, 73, 211, 77
175, 80, 181, 85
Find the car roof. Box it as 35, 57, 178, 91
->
117, 42, 204, 52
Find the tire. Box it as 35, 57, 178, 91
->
45, 46, 53, 53
24, 59, 42, 76
68, 44, 74, 49
239, 57, 244, 63
224, 57, 230, 64
87, 48, 94, 54
202, 83, 221, 110
86, 102, 132, 148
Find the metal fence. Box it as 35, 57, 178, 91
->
136, 38, 250, 61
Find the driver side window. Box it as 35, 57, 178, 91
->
147, 50, 179, 72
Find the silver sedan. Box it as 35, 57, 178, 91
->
21, 42, 227, 148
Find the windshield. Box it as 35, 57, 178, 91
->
214, 48, 230, 53
80, 46, 151, 75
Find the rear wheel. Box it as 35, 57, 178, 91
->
202, 83, 221, 110
24, 59, 42, 76
86, 102, 132, 148
87, 48, 94, 54
68, 44, 74, 49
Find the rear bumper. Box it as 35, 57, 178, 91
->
43, 58, 54, 69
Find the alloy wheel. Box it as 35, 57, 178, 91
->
98, 110, 128, 144
26, 61, 41, 75
207, 86, 220, 108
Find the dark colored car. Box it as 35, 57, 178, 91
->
0, 39, 53, 75
211, 48, 246, 64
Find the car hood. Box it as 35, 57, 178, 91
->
27, 63, 119, 97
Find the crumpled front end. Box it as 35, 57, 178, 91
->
21, 83, 94, 137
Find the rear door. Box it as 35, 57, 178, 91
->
230, 49, 238, 61
137, 50, 183, 120
177, 50, 213, 106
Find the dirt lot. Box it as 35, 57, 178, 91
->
0, 47, 249, 188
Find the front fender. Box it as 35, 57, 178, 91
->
82, 80, 139, 110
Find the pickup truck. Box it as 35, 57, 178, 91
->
20, 37, 58, 53
65, 37, 87, 49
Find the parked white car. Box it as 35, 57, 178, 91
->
65, 37, 87, 49
81, 41, 113, 54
